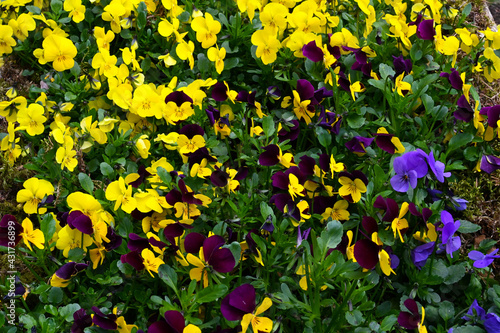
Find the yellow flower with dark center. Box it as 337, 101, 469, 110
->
105, 177, 137, 213
292, 90, 314, 124
177, 134, 205, 155
41, 34, 77, 71
251, 28, 281, 65
16, 177, 54, 215
241, 297, 273, 333
191, 12, 221, 48
17, 103, 47, 136
338, 176, 366, 203
141, 248, 165, 277
288, 173, 305, 200
20, 218, 45, 251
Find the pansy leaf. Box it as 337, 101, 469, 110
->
447, 132, 474, 154
19, 314, 36, 329
452, 327, 486, 333
223, 241, 241, 265
157, 167, 172, 186
196, 284, 228, 303
380, 315, 398, 331
458, 220, 481, 233
438, 301, 455, 322
41, 213, 56, 242
100, 162, 114, 177
263, 116, 275, 137
78, 173, 94, 194
444, 263, 466, 285
58, 304, 81, 322
158, 264, 178, 291
315, 127, 332, 149
345, 310, 364, 326
48, 287, 63, 305
136, 1, 147, 30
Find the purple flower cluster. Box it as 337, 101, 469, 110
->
391, 149, 451, 192
462, 299, 500, 333
439, 210, 461, 258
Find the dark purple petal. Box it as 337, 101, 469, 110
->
92, 307, 117, 330
203, 235, 226, 262
120, 251, 145, 270
148, 321, 174, 333
463, 299, 486, 321
484, 313, 500, 333
299, 155, 316, 176
426, 151, 450, 182
404, 298, 419, 316
206, 106, 217, 126
455, 95, 474, 122
164, 310, 185, 333
68, 211, 93, 235
71, 309, 92, 333
184, 232, 206, 254
353, 239, 379, 269
405, 150, 429, 178
212, 82, 228, 101
296, 79, 315, 101
374, 133, 397, 154
485, 105, 500, 128
302, 41, 323, 62
165, 188, 183, 206
55, 262, 88, 279
345, 136, 374, 154
259, 145, 280, 166
278, 120, 300, 142
127, 233, 150, 252
104, 227, 123, 251
271, 171, 289, 190
227, 284, 256, 315
417, 19, 435, 40
211, 167, 229, 187
270, 193, 293, 212
393, 55, 412, 77
165, 91, 193, 106
164, 223, 185, 245
361, 216, 378, 235
179, 124, 204, 138
210, 248, 235, 273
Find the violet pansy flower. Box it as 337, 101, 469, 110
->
468, 249, 500, 268
426, 151, 451, 183
480, 155, 500, 174
390, 155, 418, 192
412, 242, 435, 269
440, 210, 461, 258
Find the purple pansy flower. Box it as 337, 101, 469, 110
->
480, 104, 500, 128
412, 242, 435, 269
455, 95, 474, 122
440, 68, 463, 91
345, 136, 374, 155
393, 55, 412, 78
417, 19, 436, 40
468, 249, 500, 268
148, 310, 186, 333
480, 155, 500, 174
440, 210, 461, 258
302, 41, 323, 62
71, 308, 92, 333
221, 284, 257, 321
0, 214, 22, 247
398, 298, 422, 329
426, 151, 451, 183
391, 155, 419, 192
92, 307, 117, 330
462, 300, 500, 333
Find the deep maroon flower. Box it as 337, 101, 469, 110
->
353, 239, 379, 269
185, 235, 235, 273
417, 19, 435, 40
345, 136, 374, 155
318, 108, 342, 135
51, 262, 88, 287
440, 68, 463, 91
0, 214, 22, 247
361, 216, 378, 235
302, 41, 323, 62
221, 284, 257, 321
258, 144, 282, 166
398, 299, 422, 329
296, 79, 315, 101
337, 71, 351, 93
149, 310, 186, 333
393, 55, 412, 78
299, 155, 316, 176
179, 124, 204, 138
455, 95, 474, 122
129, 165, 151, 188
480, 155, 500, 174
278, 120, 300, 142
127, 233, 151, 252
92, 306, 118, 330
373, 196, 400, 222
188, 147, 217, 168
184, 232, 206, 254
163, 223, 186, 248
212, 82, 230, 101
71, 309, 92, 333
165, 90, 193, 106
480, 104, 500, 128
120, 251, 144, 271
408, 203, 432, 224
67, 211, 93, 235
373, 131, 402, 154
103, 227, 122, 251
267, 86, 281, 100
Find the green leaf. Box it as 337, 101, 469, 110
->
263, 116, 275, 137
444, 264, 466, 285
438, 301, 455, 322
50, 0, 62, 13
59, 303, 81, 322
410, 45, 423, 62
48, 287, 63, 305
136, 2, 147, 30
197, 53, 210, 73
157, 166, 172, 186
158, 264, 178, 291
68, 248, 86, 262
345, 310, 364, 326
26, 5, 41, 14
78, 173, 94, 194
95, 276, 123, 285
322, 220, 343, 249
41, 214, 56, 241
379, 63, 395, 80
224, 57, 239, 70
105, 144, 116, 157
463, 3, 472, 16
195, 284, 228, 303
453, 326, 485, 333
315, 126, 332, 149
19, 314, 37, 329
448, 132, 474, 153
100, 162, 114, 177
346, 113, 366, 129
368, 78, 385, 90
458, 220, 481, 233
380, 314, 398, 331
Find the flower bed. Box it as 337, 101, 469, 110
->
1, 0, 500, 332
